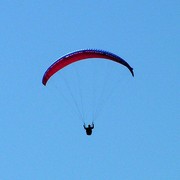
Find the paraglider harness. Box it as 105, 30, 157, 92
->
83, 123, 94, 135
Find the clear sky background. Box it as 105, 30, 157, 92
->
0, 1, 179, 180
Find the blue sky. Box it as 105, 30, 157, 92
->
0, 0, 179, 179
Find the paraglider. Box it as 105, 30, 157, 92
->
42, 49, 134, 136
83, 122, 94, 136
42, 49, 134, 86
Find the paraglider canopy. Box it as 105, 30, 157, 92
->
42, 49, 134, 86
